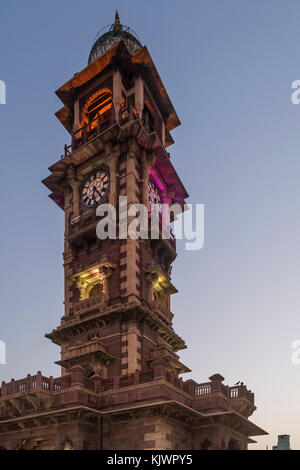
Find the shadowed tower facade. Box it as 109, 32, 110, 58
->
0, 13, 267, 450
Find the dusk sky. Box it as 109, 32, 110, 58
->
1, 0, 300, 450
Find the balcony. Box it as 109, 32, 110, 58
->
74, 295, 107, 316
149, 300, 174, 325
63, 103, 158, 158
56, 339, 114, 369
63, 107, 117, 157
68, 211, 98, 238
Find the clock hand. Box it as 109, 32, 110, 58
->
93, 186, 102, 198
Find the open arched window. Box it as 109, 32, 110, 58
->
81, 89, 113, 129
89, 283, 103, 298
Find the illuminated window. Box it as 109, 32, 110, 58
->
89, 283, 103, 298
87, 90, 111, 121
81, 89, 113, 129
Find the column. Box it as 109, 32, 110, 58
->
113, 69, 122, 123
105, 142, 119, 209
135, 75, 144, 119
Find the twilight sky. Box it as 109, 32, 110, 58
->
1, 0, 300, 450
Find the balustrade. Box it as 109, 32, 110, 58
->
74, 294, 106, 314
0, 370, 254, 408
139, 370, 154, 384
63, 105, 131, 157
53, 375, 71, 391
194, 383, 212, 396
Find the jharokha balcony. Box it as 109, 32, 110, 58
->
63, 99, 156, 159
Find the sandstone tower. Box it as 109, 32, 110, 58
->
0, 13, 266, 450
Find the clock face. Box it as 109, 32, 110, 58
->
81, 170, 109, 208
148, 180, 162, 214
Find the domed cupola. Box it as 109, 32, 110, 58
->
88, 11, 142, 65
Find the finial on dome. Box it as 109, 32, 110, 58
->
113, 10, 122, 31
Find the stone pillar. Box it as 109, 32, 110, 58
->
105, 142, 119, 209
90, 374, 102, 393
161, 122, 166, 147
121, 321, 142, 375
152, 358, 167, 380
184, 379, 198, 395
142, 150, 155, 209
73, 99, 80, 132
209, 373, 224, 393
49, 375, 54, 392
98, 265, 114, 304
1, 381, 7, 396
53, 430, 63, 450
26, 374, 31, 390
124, 141, 141, 300
113, 69, 122, 123
71, 180, 80, 220
135, 75, 144, 119
70, 365, 84, 386
36, 372, 42, 390
146, 272, 158, 303
67, 165, 81, 222
127, 321, 142, 374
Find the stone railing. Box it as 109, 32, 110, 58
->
68, 211, 98, 236
63, 106, 117, 157
53, 375, 71, 391
1, 372, 55, 396
0, 369, 254, 406
194, 383, 212, 396
189, 378, 254, 405
74, 295, 106, 315
229, 385, 254, 403
63, 100, 146, 158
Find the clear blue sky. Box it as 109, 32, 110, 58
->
1, 0, 300, 450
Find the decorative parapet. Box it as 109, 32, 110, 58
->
0, 369, 254, 409
56, 338, 114, 370
74, 294, 107, 315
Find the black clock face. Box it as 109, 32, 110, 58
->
148, 180, 162, 213
81, 170, 109, 208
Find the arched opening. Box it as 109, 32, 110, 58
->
63, 438, 74, 450
201, 439, 213, 450
15, 439, 55, 450
84, 364, 95, 378
227, 438, 241, 450
79, 88, 115, 137
81, 89, 112, 128
89, 283, 103, 298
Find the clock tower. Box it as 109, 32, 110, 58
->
0, 12, 266, 450
44, 12, 189, 384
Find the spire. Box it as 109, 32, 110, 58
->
113, 10, 122, 31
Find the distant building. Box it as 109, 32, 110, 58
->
272, 435, 291, 450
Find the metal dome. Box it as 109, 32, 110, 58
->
88, 11, 142, 65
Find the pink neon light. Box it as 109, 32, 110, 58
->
150, 169, 167, 202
